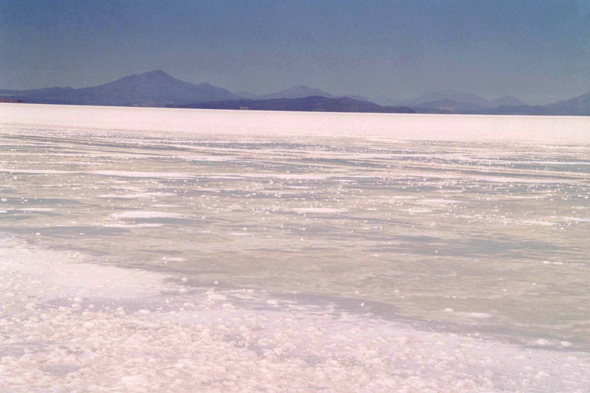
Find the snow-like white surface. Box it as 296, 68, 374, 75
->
1, 104, 590, 392
92, 170, 194, 179
109, 211, 185, 220
0, 169, 75, 175
100, 223, 164, 228
1, 238, 589, 393
292, 208, 348, 214
2, 103, 590, 142
98, 192, 176, 199
13, 208, 56, 212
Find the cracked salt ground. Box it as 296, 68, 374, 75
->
1, 239, 589, 393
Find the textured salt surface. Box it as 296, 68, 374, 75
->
92, 170, 195, 179
109, 211, 186, 220
1, 238, 589, 393
98, 193, 176, 199
292, 208, 348, 214
3, 103, 590, 142
1, 116, 589, 345
1, 104, 590, 391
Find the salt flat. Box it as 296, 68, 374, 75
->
1, 103, 589, 392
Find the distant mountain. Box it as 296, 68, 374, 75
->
404, 90, 492, 108
371, 96, 400, 106
482, 105, 547, 115
414, 99, 486, 113
0, 70, 240, 107
545, 91, 590, 115
2, 71, 588, 116
257, 85, 334, 100
399, 90, 528, 110
343, 94, 370, 102
255, 85, 370, 102
491, 95, 526, 107
176, 96, 414, 114
235, 91, 259, 99
0, 87, 77, 104
484, 91, 590, 116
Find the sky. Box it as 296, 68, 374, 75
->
1, 0, 590, 104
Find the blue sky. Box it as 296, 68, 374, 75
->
1, 0, 589, 103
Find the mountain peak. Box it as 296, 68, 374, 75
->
491, 95, 526, 107
140, 69, 171, 77
406, 90, 491, 107
130, 70, 175, 81
28, 70, 242, 106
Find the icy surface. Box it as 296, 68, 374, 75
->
1, 104, 590, 391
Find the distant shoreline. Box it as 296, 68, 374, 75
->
2, 103, 590, 145
3, 100, 590, 118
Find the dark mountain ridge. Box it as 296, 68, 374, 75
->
413, 99, 486, 113
1, 70, 589, 116
0, 70, 239, 106
256, 85, 334, 100
481, 92, 590, 116
243, 85, 370, 102
491, 95, 526, 107
373, 92, 526, 109
177, 96, 414, 114
402, 90, 493, 108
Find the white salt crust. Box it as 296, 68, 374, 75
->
109, 211, 185, 220
1, 238, 589, 393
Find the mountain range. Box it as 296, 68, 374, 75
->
482, 92, 590, 116
1, 70, 589, 116
0, 70, 240, 106
0, 71, 410, 114
373, 90, 527, 113
178, 96, 414, 114
238, 85, 369, 102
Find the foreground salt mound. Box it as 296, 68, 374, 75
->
1, 239, 588, 393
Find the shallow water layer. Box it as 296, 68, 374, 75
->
1, 104, 589, 351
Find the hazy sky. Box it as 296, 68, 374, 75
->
1, 0, 589, 104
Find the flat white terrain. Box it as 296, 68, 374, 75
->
1, 104, 589, 392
